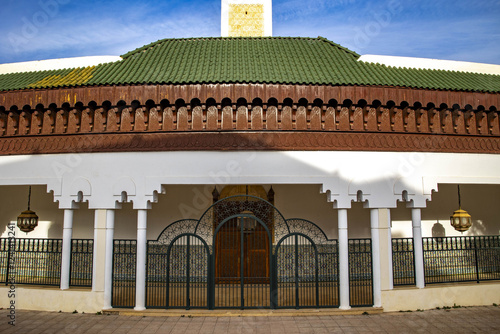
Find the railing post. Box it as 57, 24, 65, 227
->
5, 238, 14, 285
473, 237, 480, 283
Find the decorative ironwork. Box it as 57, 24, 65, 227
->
423, 236, 500, 284
141, 196, 341, 310
348, 239, 373, 307
70, 239, 93, 287
0, 238, 93, 287
0, 239, 62, 286
274, 233, 339, 308
195, 195, 289, 249
155, 219, 198, 245
147, 234, 210, 309
112, 240, 136, 308
392, 238, 416, 286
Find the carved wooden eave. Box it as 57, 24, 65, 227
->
0, 83, 499, 156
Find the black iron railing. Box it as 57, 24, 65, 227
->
392, 238, 416, 286
1, 238, 63, 286
70, 239, 93, 287
348, 239, 373, 307
112, 240, 136, 308
0, 238, 93, 287
423, 236, 500, 284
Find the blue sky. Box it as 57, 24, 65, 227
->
0, 0, 499, 64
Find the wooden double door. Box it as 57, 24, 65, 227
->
215, 216, 270, 285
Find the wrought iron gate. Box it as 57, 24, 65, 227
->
213, 214, 272, 309
113, 195, 341, 310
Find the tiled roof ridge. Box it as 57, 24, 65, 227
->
120, 36, 357, 59
0, 36, 499, 93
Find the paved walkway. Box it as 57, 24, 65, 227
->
1, 306, 500, 333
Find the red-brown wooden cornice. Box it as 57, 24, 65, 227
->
1, 84, 499, 156
1, 84, 499, 110
0, 132, 499, 156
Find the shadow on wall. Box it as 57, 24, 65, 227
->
432, 221, 446, 237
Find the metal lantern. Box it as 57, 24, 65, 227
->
17, 186, 38, 233
450, 185, 472, 233
238, 210, 256, 233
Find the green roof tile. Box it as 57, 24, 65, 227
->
0, 36, 499, 93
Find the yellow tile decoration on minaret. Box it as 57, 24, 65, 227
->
228, 4, 264, 37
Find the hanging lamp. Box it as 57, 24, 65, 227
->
17, 186, 39, 233
450, 185, 472, 232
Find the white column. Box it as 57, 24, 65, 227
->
92, 210, 107, 292
135, 209, 148, 311
387, 210, 393, 291
412, 208, 425, 289
103, 209, 115, 309
338, 209, 351, 310
370, 209, 382, 308
60, 209, 74, 290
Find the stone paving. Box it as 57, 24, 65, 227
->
1, 306, 500, 333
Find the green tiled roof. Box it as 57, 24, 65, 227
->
1, 36, 499, 93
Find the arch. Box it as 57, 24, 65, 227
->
267, 97, 278, 106
313, 98, 323, 108
399, 101, 409, 109
328, 99, 338, 108
160, 99, 171, 110
190, 98, 201, 107
195, 195, 289, 246
61, 102, 71, 111
371, 100, 382, 108
252, 97, 263, 107
75, 101, 84, 111
206, 98, 217, 107
298, 98, 308, 106
113, 177, 136, 196
236, 97, 247, 106
357, 99, 368, 108
221, 97, 232, 108
283, 97, 293, 107
274, 232, 338, 308
101, 100, 112, 111
70, 177, 92, 197
88, 101, 98, 110
145, 99, 156, 110
131, 100, 141, 110
163, 233, 210, 309
342, 99, 353, 108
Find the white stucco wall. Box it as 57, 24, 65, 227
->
1, 150, 499, 240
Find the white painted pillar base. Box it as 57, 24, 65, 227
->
370, 209, 382, 308
412, 208, 425, 289
134, 209, 148, 311
103, 210, 115, 309
60, 209, 74, 290
338, 209, 351, 310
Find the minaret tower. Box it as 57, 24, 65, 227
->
221, 0, 272, 37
